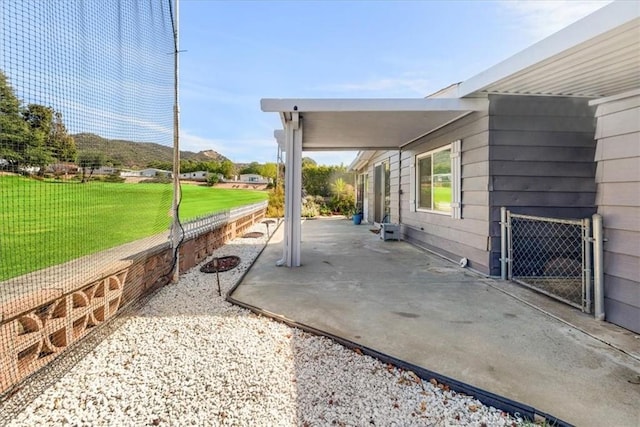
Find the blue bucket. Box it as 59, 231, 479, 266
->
353, 213, 362, 225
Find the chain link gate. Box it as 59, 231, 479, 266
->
503, 211, 593, 312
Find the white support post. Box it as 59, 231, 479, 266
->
291, 114, 303, 266
276, 112, 303, 267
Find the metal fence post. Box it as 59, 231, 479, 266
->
506, 209, 512, 280
501, 207, 507, 280
592, 214, 605, 320
583, 218, 592, 314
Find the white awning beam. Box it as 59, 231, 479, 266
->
261, 97, 487, 113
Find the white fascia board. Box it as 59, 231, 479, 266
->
260, 98, 487, 113
458, 1, 640, 98
589, 88, 640, 106
348, 150, 375, 171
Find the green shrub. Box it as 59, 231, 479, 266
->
206, 174, 220, 186
103, 173, 125, 183
302, 195, 320, 218
266, 184, 284, 217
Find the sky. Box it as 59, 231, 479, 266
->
177, 0, 612, 166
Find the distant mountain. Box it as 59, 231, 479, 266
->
73, 133, 230, 168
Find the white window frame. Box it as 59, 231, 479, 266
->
411, 140, 461, 218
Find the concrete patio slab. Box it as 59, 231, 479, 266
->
231, 217, 640, 426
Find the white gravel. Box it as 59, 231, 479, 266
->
8, 222, 523, 426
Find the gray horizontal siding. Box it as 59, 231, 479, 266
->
491, 176, 595, 193
594, 106, 640, 139
490, 116, 596, 133
596, 182, 640, 206
490, 146, 595, 162
488, 95, 596, 117
491, 161, 595, 177
596, 157, 640, 183
604, 275, 640, 309
597, 206, 640, 233
488, 95, 597, 276
604, 298, 640, 335
594, 133, 640, 161
594, 92, 640, 333
400, 111, 491, 273
402, 225, 490, 274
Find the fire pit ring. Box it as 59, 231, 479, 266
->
200, 256, 241, 273
242, 232, 264, 239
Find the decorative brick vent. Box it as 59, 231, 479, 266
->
0, 270, 126, 392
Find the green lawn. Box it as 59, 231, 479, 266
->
0, 176, 267, 280
419, 185, 452, 212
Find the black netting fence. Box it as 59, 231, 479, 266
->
1, 0, 177, 396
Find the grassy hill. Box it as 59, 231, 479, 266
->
74, 133, 229, 168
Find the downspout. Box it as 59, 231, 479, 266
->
398, 148, 402, 226
592, 214, 605, 320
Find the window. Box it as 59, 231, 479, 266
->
412, 141, 461, 218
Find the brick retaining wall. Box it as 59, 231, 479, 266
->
0, 206, 266, 395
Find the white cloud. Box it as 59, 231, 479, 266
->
180, 130, 278, 163
500, 0, 613, 41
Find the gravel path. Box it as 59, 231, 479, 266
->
8, 222, 522, 426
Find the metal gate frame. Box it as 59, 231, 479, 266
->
500, 208, 605, 319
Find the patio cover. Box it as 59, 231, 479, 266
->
260, 0, 640, 268
260, 98, 487, 267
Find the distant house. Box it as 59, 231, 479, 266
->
119, 169, 142, 177
239, 174, 269, 184
82, 166, 116, 176
179, 171, 209, 181
47, 162, 78, 175
139, 168, 172, 178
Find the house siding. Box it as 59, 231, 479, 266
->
593, 92, 640, 333
401, 111, 492, 274
488, 95, 598, 276
357, 95, 600, 279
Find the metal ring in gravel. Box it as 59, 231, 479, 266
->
242, 232, 264, 238
200, 256, 241, 273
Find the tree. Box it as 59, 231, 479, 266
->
302, 164, 333, 197
147, 160, 173, 171
78, 151, 105, 182
302, 157, 316, 168
23, 104, 77, 166
219, 160, 235, 179
0, 71, 30, 167
206, 174, 219, 186
258, 162, 277, 182
239, 161, 261, 175
329, 177, 356, 216
50, 111, 77, 162
23, 145, 54, 175
23, 104, 53, 136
